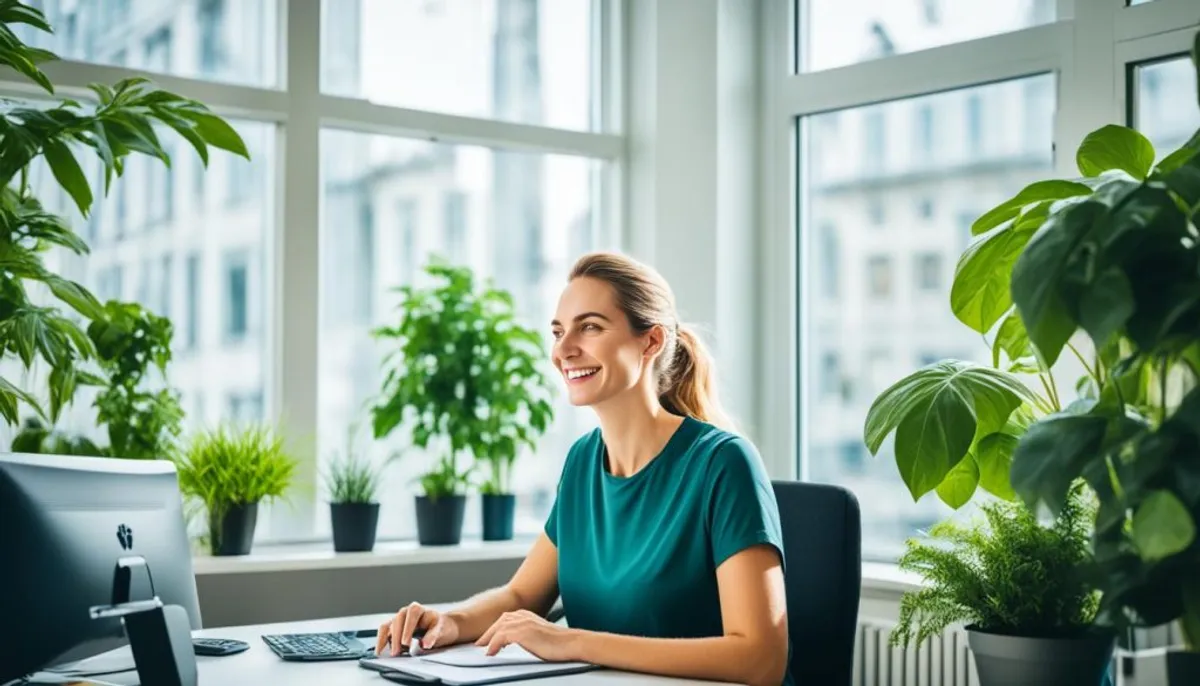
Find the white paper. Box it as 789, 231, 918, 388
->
417, 643, 545, 667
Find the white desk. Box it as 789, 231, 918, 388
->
66, 612, 738, 685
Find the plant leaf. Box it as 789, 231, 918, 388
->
976, 432, 1019, 500
46, 277, 105, 320
178, 110, 249, 158
971, 181, 1093, 236
1076, 124, 1156, 180
1010, 202, 1104, 367
1011, 412, 1107, 513
1078, 268, 1135, 350
42, 139, 93, 217
935, 452, 979, 509
992, 309, 1032, 366
1156, 129, 1200, 176
1132, 490, 1195, 562
951, 222, 1036, 334
864, 361, 1033, 502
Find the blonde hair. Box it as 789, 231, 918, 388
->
568, 251, 736, 430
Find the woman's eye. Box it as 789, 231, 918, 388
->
582, 323, 599, 331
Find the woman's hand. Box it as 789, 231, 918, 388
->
475, 609, 582, 661
377, 602, 462, 656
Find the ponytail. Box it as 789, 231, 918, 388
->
659, 324, 736, 432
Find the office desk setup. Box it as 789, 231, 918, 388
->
55, 611, 735, 685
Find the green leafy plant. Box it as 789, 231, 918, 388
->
174, 422, 297, 551
323, 423, 383, 504
893, 482, 1099, 648
371, 259, 555, 499
1005, 34, 1200, 651
10, 415, 102, 455
0, 1, 248, 427
86, 301, 184, 459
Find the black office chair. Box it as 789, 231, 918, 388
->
772, 480, 862, 686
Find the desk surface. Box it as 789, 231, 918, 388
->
185, 613, 737, 685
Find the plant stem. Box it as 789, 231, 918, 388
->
1160, 356, 1169, 424
1038, 373, 1061, 413
1066, 343, 1100, 387
19, 165, 28, 197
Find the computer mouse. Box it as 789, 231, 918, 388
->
193, 637, 251, 656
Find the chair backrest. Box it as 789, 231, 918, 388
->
772, 480, 862, 686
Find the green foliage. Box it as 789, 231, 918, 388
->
174, 423, 297, 551
1005, 40, 1200, 650
0, 1, 248, 427
10, 415, 103, 455
87, 301, 184, 459
893, 483, 1099, 648
370, 259, 555, 498
322, 423, 383, 504
864, 360, 1037, 507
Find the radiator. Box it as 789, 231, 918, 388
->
853, 618, 977, 686
852, 617, 1181, 686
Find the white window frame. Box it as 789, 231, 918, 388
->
757, 0, 1200, 491
0, 0, 625, 543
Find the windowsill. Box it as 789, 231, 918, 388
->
192, 538, 533, 576
860, 561, 923, 596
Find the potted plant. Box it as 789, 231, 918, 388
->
1003, 33, 1200, 684
174, 422, 297, 556
323, 423, 384, 552
892, 482, 1111, 686
371, 258, 555, 545
0, 1, 248, 434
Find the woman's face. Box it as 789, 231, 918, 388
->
550, 277, 663, 408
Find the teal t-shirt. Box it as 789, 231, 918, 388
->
544, 416, 793, 686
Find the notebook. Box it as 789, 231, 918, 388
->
359, 643, 602, 685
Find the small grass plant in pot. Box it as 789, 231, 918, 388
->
174, 422, 297, 556
371, 258, 555, 545
323, 424, 384, 553
892, 482, 1111, 686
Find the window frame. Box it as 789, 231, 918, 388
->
757, 0, 1200, 498
0, 0, 624, 543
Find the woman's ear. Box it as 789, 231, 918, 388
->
642, 324, 667, 361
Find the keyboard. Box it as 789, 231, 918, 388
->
261, 630, 376, 661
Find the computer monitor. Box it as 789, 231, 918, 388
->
0, 452, 203, 684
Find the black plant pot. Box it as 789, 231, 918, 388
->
967, 627, 1115, 686
415, 495, 466, 546
482, 494, 516, 541
1167, 648, 1200, 684
331, 502, 381, 552
210, 502, 258, 556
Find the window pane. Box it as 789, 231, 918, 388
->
798, 0, 1056, 73
319, 130, 607, 541
2, 118, 274, 453
799, 75, 1056, 560
321, 0, 596, 131
15, 0, 277, 87
1133, 57, 1200, 161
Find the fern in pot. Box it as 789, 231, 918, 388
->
323, 423, 384, 552
371, 259, 554, 545
174, 423, 296, 556
892, 483, 1109, 686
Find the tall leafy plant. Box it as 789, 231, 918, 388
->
0, 1, 248, 427
1005, 35, 1200, 651
371, 259, 555, 499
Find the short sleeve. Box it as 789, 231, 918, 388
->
705, 436, 786, 571
544, 492, 560, 545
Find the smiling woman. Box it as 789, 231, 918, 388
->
377, 251, 794, 686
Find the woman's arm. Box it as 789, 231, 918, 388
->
571, 544, 789, 686
445, 532, 561, 642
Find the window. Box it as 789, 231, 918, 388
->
160, 255, 174, 321
185, 254, 201, 350
444, 191, 468, 263
318, 130, 606, 541
965, 93, 983, 155
198, 0, 226, 77
16, 0, 276, 87
799, 77, 1055, 560
797, 0, 1056, 72
223, 251, 250, 343
863, 110, 885, 170
227, 392, 264, 423
917, 198, 934, 219
866, 255, 892, 298
320, 0, 595, 131
915, 104, 934, 159
817, 222, 839, 297
867, 198, 885, 226
145, 142, 174, 226
1132, 56, 1200, 161
915, 253, 942, 291
819, 352, 840, 397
